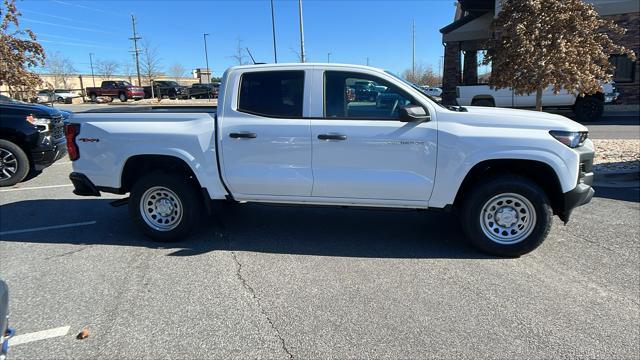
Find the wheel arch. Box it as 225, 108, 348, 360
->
453, 159, 564, 216
471, 95, 495, 106
120, 154, 201, 194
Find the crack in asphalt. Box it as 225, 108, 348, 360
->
220, 231, 293, 359
45, 246, 88, 260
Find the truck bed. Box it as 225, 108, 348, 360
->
81, 105, 217, 114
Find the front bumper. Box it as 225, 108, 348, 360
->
559, 146, 595, 223
31, 142, 67, 170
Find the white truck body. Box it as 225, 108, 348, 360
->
456, 83, 618, 122
68, 63, 595, 256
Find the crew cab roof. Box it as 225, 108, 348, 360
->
227, 62, 385, 73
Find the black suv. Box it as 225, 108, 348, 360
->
143, 81, 188, 99
188, 83, 219, 99
0, 96, 67, 186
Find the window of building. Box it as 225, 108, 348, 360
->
610, 54, 636, 83
324, 71, 417, 120
238, 71, 304, 118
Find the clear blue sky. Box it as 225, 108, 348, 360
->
17, 0, 456, 77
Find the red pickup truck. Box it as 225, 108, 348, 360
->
86, 81, 145, 102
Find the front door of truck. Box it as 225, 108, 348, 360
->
310, 71, 437, 202
218, 70, 313, 197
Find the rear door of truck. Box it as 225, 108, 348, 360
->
217, 68, 313, 197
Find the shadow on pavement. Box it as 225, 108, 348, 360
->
0, 199, 497, 260
593, 185, 640, 202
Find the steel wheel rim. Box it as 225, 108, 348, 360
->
139, 186, 183, 231
479, 193, 536, 245
0, 148, 18, 180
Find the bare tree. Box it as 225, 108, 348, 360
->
168, 63, 187, 83
95, 59, 119, 80
0, 0, 45, 98
140, 40, 163, 84
44, 51, 76, 89
402, 63, 441, 87
485, 0, 635, 111
121, 61, 135, 83
229, 38, 247, 65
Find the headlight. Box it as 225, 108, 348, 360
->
26, 115, 51, 131
549, 130, 588, 148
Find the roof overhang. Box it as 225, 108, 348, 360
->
441, 11, 493, 43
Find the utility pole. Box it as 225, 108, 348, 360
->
412, 19, 416, 78
89, 53, 95, 87
366, 57, 370, 66
203, 33, 210, 83
327, 52, 331, 63
298, 0, 305, 63
270, 0, 278, 63
129, 14, 142, 86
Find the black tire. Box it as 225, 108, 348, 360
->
119, 92, 128, 102
0, 139, 30, 187
90, 93, 98, 102
460, 175, 552, 257
57, 97, 65, 103
129, 172, 203, 242
573, 96, 604, 122
471, 99, 494, 107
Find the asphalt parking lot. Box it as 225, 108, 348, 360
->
1, 158, 639, 359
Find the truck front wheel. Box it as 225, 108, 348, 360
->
0, 139, 30, 187
460, 176, 552, 257
129, 172, 202, 241
119, 93, 128, 102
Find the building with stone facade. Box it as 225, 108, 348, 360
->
439, 0, 639, 105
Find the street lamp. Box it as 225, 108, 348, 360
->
203, 33, 210, 83
327, 52, 331, 63
89, 53, 96, 87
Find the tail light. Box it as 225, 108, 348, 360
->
65, 123, 81, 160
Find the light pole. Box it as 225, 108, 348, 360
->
270, 0, 277, 63
327, 52, 331, 63
298, 0, 305, 63
203, 33, 210, 83
89, 53, 96, 87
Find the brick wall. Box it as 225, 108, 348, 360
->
603, 12, 639, 105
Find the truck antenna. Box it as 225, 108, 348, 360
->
245, 48, 257, 64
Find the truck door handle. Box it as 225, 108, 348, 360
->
318, 134, 347, 141
229, 132, 257, 139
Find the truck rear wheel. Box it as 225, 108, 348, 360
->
573, 96, 603, 122
0, 139, 30, 187
129, 172, 202, 242
460, 175, 552, 257
90, 93, 98, 102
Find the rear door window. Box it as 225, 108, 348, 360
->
238, 71, 304, 118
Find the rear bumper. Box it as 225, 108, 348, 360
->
69, 172, 101, 196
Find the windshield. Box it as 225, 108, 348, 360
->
384, 71, 448, 109
117, 81, 132, 86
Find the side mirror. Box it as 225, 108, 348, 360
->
399, 105, 430, 122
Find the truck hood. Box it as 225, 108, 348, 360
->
455, 106, 588, 132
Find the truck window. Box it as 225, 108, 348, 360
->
324, 71, 416, 120
238, 71, 304, 118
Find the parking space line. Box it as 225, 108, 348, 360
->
0, 221, 96, 236
8, 326, 70, 347
0, 184, 73, 192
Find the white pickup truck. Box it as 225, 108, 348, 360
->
456, 83, 618, 122
66, 63, 595, 257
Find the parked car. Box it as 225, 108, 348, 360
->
0, 98, 67, 186
0, 280, 11, 360
68, 63, 594, 257
352, 80, 379, 102
420, 86, 443, 97
143, 81, 188, 99
188, 83, 219, 99
86, 81, 145, 102
35, 89, 79, 104
456, 82, 618, 122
